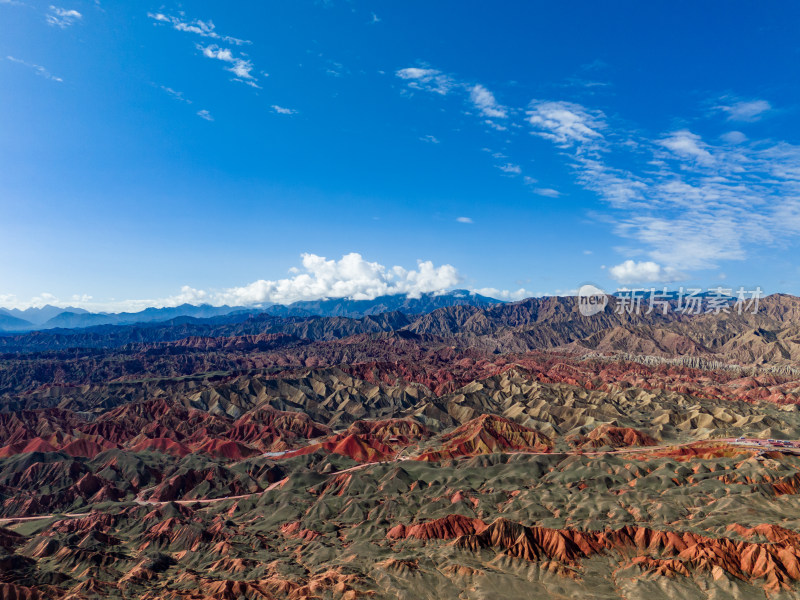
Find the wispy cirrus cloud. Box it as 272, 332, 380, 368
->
658, 130, 714, 165
148, 12, 261, 89
197, 44, 260, 87
533, 188, 561, 198
147, 12, 250, 45
396, 66, 508, 124
395, 67, 455, 95
6, 56, 62, 82
527, 100, 605, 147
271, 105, 297, 115
196, 109, 214, 121
160, 86, 191, 103
393, 64, 800, 283
528, 100, 800, 278
470, 84, 507, 119
46, 6, 81, 28
714, 97, 772, 122
497, 163, 521, 175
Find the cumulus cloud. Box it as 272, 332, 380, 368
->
6, 56, 62, 82
470, 84, 507, 118
46, 6, 81, 28
0, 254, 463, 312
147, 12, 250, 45
472, 287, 535, 301
167, 253, 462, 306
609, 260, 684, 284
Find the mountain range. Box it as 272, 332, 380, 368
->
2, 292, 800, 598
0, 290, 502, 332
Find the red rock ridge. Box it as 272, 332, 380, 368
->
417, 414, 552, 461
390, 515, 800, 591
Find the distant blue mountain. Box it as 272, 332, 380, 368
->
0, 313, 35, 332
264, 290, 503, 318
40, 304, 248, 330
0, 304, 88, 325
0, 291, 505, 332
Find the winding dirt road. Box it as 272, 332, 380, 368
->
2, 437, 795, 525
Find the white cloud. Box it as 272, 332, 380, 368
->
395, 69, 507, 122
395, 67, 454, 95
659, 130, 714, 165
484, 119, 507, 131
609, 260, 684, 284
46, 6, 81, 28
6, 56, 62, 82
198, 44, 256, 82
147, 12, 250, 45
716, 98, 771, 122
148, 12, 258, 88
523, 102, 800, 272
497, 163, 521, 175
0, 254, 462, 311
527, 100, 605, 147
420, 134, 440, 144
179, 253, 462, 305
393, 70, 800, 282
271, 105, 297, 115
472, 287, 535, 301
456, 216, 473, 224
161, 86, 191, 103
470, 84, 507, 119
197, 109, 213, 121
721, 131, 747, 144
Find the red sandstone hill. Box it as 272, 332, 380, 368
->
0, 399, 340, 461
390, 515, 800, 591
417, 414, 552, 461
387, 514, 487, 540
283, 433, 395, 463
570, 424, 658, 449
343, 418, 430, 446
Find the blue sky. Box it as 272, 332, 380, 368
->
2, 1, 800, 310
